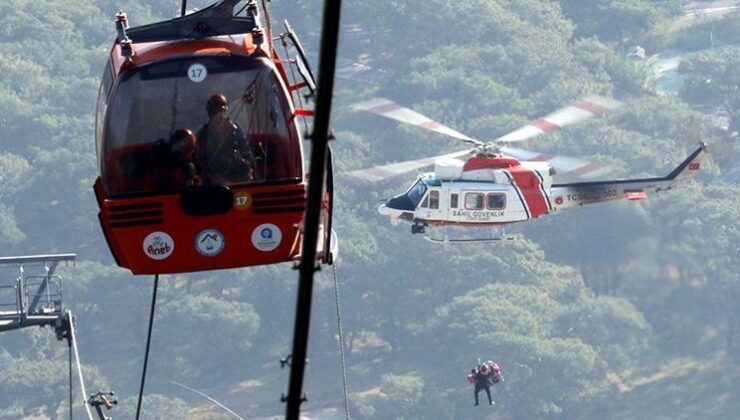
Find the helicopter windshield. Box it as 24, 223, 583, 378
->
406, 179, 428, 205
99, 54, 302, 196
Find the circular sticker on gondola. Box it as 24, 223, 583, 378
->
252, 223, 282, 252
187, 63, 207, 83
233, 192, 252, 210
143, 232, 174, 260
195, 229, 225, 257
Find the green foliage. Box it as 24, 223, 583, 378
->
571, 37, 653, 95
117, 394, 189, 419
0, 1, 737, 419
0, 204, 25, 245
672, 12, 740, 52
679, 49, 740, 134
376, 373, 425, 417
559, 0, 681, 43
155, 294, 260, 382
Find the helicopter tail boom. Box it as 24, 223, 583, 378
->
549, 142, 707, 210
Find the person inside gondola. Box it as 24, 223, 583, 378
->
150, 128, 200, 191
196, 93, 253, 184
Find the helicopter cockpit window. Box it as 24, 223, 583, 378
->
429, 190, 439, 209
465, 192, 484, 210
406, 180, 428, 206
420, 195, 429, 208
101, 55, 301, 196
487, 193, 506, 210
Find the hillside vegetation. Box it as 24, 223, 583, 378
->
0, 0, 738, 419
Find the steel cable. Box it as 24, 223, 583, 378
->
136, 274, 160, 420
68, 311, 94, 420
331, 264, 351, 420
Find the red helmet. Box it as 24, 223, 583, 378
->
206, 93, 228, 116
171, 128, 196, 156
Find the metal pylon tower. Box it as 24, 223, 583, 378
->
0, 253, 75, 333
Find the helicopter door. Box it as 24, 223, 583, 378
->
416, 189, 443, 221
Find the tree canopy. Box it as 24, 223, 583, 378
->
0, 1, 737, 419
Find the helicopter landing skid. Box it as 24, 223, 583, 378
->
424, 235, 515, 244
423, 226, 516, 243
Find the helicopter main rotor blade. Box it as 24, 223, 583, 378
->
354, 98, 482, 145
495, 95, 621, 143
500, 146, 613, 178
350, 149, 471, 182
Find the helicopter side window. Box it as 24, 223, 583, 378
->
450, 194, 458, 209
465, 193, 484, 210
487, 193, 506, 210
419, 194, 429, 208
429, 190, 439, 209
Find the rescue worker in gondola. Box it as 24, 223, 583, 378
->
196, 93, 253, 184
150, 128, 200, 190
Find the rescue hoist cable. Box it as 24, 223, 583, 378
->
68, 311, 94, 420
331, 263, 351, 420
68, 330, 73, 420
135, 274, 160, 420
284, 0, 342, 418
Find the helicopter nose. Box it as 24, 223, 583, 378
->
378, 203, 414, 222
378, 203, 398, 217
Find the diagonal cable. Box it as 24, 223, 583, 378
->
331, 264, 351, 420
68, 311, 94, 420
136, 274, 160, 420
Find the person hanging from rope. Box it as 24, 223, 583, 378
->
485, 360, 503, 384
468, 360, 502, 406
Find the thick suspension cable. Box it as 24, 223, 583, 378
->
285, 0, 342, 418
68, 311, 94, 420
331, 264, 350, 420
136, 274, 160, 420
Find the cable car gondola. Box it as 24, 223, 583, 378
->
93, 0, 332, 274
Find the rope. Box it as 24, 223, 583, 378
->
136, 274, 160, 420
170, 380, 245, 420
331, 264, 351, 420
68, 336, 73, 420
68, 311, 94, 420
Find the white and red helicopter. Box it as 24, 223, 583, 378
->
352, 97, 707, 242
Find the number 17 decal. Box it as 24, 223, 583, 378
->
187, 63, 207, 83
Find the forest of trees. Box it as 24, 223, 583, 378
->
0, 0, 738, 419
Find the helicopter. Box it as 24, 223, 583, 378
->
93, 0, 334, 274
352, 97, 706, 242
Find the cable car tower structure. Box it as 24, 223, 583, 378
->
0, 253, 75, 335
0, 253, 116, 419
